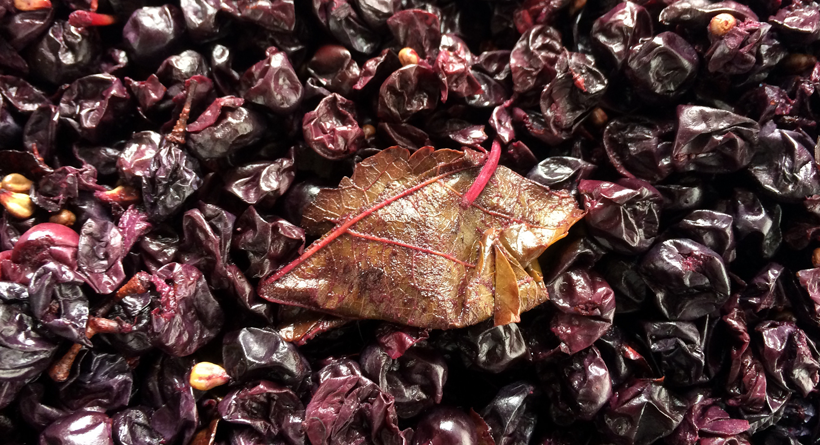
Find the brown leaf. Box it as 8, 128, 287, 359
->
259, 147, 584, 329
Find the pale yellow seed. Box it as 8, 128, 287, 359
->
363, 124, 376, 139
190, 362, 230, 391
398, 47, 420, 66
709, 13, 737, 37
1, 173, 33, 193
49, 209, 77, 227
1, 192, 34, 219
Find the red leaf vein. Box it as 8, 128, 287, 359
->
347, 229, 476, 268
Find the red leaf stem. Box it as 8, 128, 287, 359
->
461, 138, 501, 208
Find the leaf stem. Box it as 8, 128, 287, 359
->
461, 138, 501, 208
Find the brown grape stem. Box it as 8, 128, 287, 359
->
49, 272, 152, 382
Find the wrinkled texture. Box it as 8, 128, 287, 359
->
222, 327, 310, 387
359, 343, 447, 418
387, 9, 440, 60
603, 118, 674, 183
149, 262, 224, 356
0, 300, 57, 382
233, 206, 304, 279
260, 147, 585, 329
673, 106, 760, 174
122, 6, 185, 61
240, 46, 302, 114
2, 0, 820, 442
186, 106, 266, 160
481, 381, 539, 445
59, 351, 133, 411
59, 74, 130, 144
142, 144, 202, 222
218, 381, 305, 444
579, 179, 663, 254
543, 346, 612, 424
510, 25, 563, 94
28, 264, 89, 344
625, 32, 699, 101
547, 269, 616, 354
38, 411, 114, 445
304, 359, 408, 445
303, 93, 365, 160
640, 239, 731, 320
377, 63, 441, 123
643, 320, 712, 387
28, 21, 100, 86
538, 52, 607, 144
591, 2, 652, 70
459, 320, 528, 373
749, 121, 820, 201
598, 378, 688, 445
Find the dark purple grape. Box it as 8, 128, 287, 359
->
38, 411, 114, 445
411, 406, 480, 445
640, 239, 731, 320
222, 326, 310, 387
303, 359, 408, 444
303, 93, 365, 160
232, 206, 304, 278
548, 269, 615, 354
122, 6, 185, 62
59, 74, 131, 143
217, 381, 305, 444
510, 24, 563, 94
603, 117, 674, 183
598, 378, 688, 445
459, 320, 528, 373
578, 179, 663, 254
359, 343, 447, 418
27, 21, 100, 85
673, 105, 760, 174
590, 1, 652, 70
542, 346, 611, 424
239, 47, 302, 115
625, 32, 699, 102
148, 262, 223, 356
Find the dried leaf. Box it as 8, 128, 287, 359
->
259, 147, 584, 329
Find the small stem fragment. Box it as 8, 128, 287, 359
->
89, 316, 133, 334
68, 11, 116, 27
190, 362, 231, 391
461, 138, 501, 208
190, 419, 220, 445
50, 273, 152, 382
48, 343, 82, 382
167, 80, 198, 145
96, 271, 152, 317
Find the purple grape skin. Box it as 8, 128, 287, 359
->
0, 0, 819, 443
